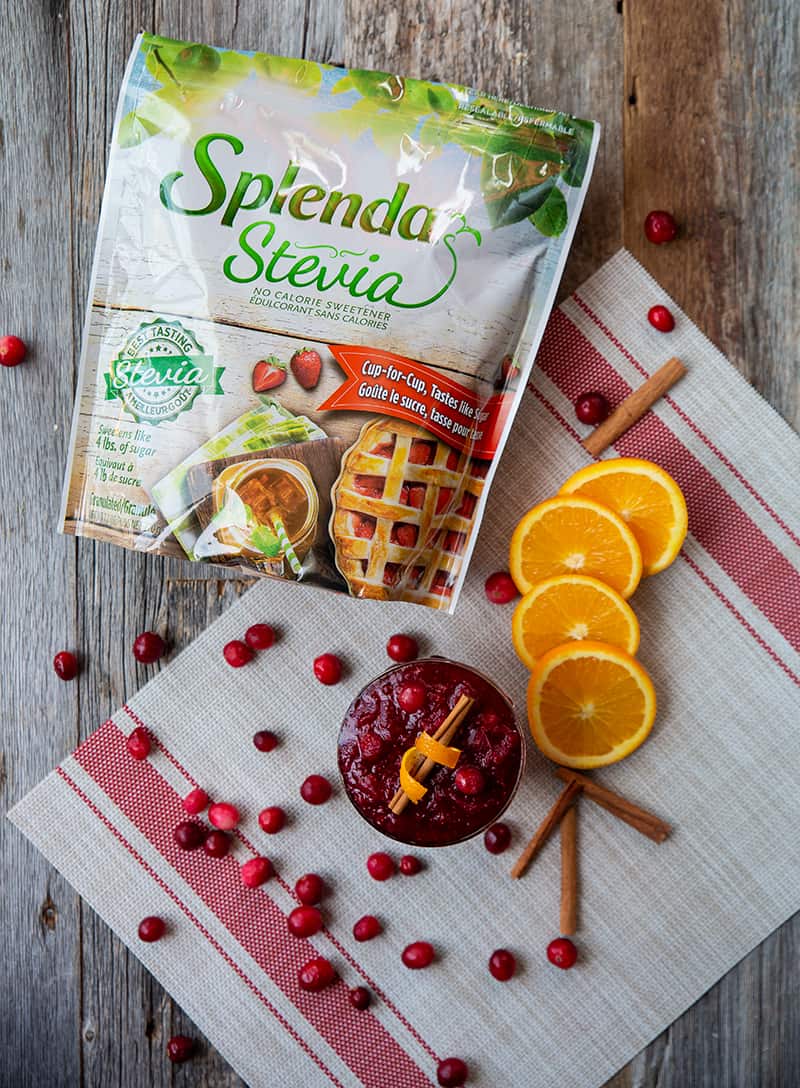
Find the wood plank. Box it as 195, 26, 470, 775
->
0, 0, 83, 1085
342, 0, 624, 299
623, 0, 799, 428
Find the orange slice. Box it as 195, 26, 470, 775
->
509, 496, 642, 598
415, 732, 461, 768
559, 458, 688, 576
527, 640, 656, 768
399, 748, 428, 803
512, 575, 640, 670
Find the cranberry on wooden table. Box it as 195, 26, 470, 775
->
647, 304, 675, 332
399, 855, 422, 876
547, 936, 578, 969
574, 391, 610, 425
258, 806, 286, 834
173, 822, 206, 851
295, 873, 326, 905
300, 774, 332, 805
287, 905, 323, 938
126, 727, 151, 761
353, 914, 382, 942
386, 633, 419, 662
437, 1057, 469, 1087
137, 916, 165, 942
253, 729, 278, 752
52, 651, 78, 681
223, 639, 254, 668
298, 956, 336, 992
313, 652, 342, 685
349, 985, 371, 1011
166, 1035, 196, 1063
241, 856, 273, 888
208, 802, 240, 830
203, 830, 231, 858
366, 852, 395, 881
402, 941, 435, 969
484, 822, 512, 855
644, 209, 678, 244
489, 949, 516, 981
182, 787, 209, 815
132, 631, 165, 664
245, 623, 275, 650
484, 571, 518, 605
0, 335, 27, 367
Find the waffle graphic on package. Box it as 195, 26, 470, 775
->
330, 419, 488, 608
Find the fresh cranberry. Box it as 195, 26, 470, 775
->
644, 209, 678, 244
575, 391, 610, 425
399, 855, 422, 876
313, 652, 342, 685
437, 1057, 469, 1086
126, 727, 151, 761
137, 916, 165, 942
166, 1035, 195, 1063
132, 631, 166, 664
298, 956, 336, 991
0, 335, 27, 367
295, 873, 326, 905
484, 570, 518, 604
397, 682, 425, 713
367, 852, 395, 881
359, 731, 384, 761
484, 822, 512, 855
223, 639, 254, 668
386, 633, 419, 662
547, 936, 578, 969
241, 856, 273, 888
253, 729, 278, 752
258, 806, 286, 834
648, 304, 675, 332
173, 821, 206, 851
245, 623, 275, 651
489, 949, 516, 981
454, 765, 486, 796
402, 941, 435, 969
208, 801, 240, 830
287, 905, 323, 938
353, 914, 383, 942
53, 650, 78, 681
182, 788, 209, 815
203, 830, 231, 858
300, 774, 332, 805
349, 985, 371, 1010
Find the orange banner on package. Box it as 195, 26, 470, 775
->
318, 345, 513, 459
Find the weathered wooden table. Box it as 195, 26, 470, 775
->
1, 2, 797, 1085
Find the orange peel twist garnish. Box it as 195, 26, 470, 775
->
414, 732, 461, 769
399, 748, 428, 804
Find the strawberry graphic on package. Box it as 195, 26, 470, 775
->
290, 347, 322, 390
252, 356, 287, 392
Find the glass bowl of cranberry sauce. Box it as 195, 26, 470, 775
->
338, 658, 524, 847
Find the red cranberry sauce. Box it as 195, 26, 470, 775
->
338, 659, 522, 847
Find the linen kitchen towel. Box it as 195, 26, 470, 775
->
10, 250, 800, 1088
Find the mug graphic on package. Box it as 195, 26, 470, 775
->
61, 34, 599, 610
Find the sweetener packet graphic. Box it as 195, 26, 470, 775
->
61, 33, 598, 610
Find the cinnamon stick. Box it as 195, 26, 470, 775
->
582, 357, 686, 457
510, 779, 582, 879
559, 804, 578, 935
554, 768, 671, 843
389, 695, 474, 816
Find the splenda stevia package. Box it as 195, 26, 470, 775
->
61, 33, 598, 611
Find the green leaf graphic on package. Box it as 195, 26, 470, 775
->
118, 34, 591, 239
